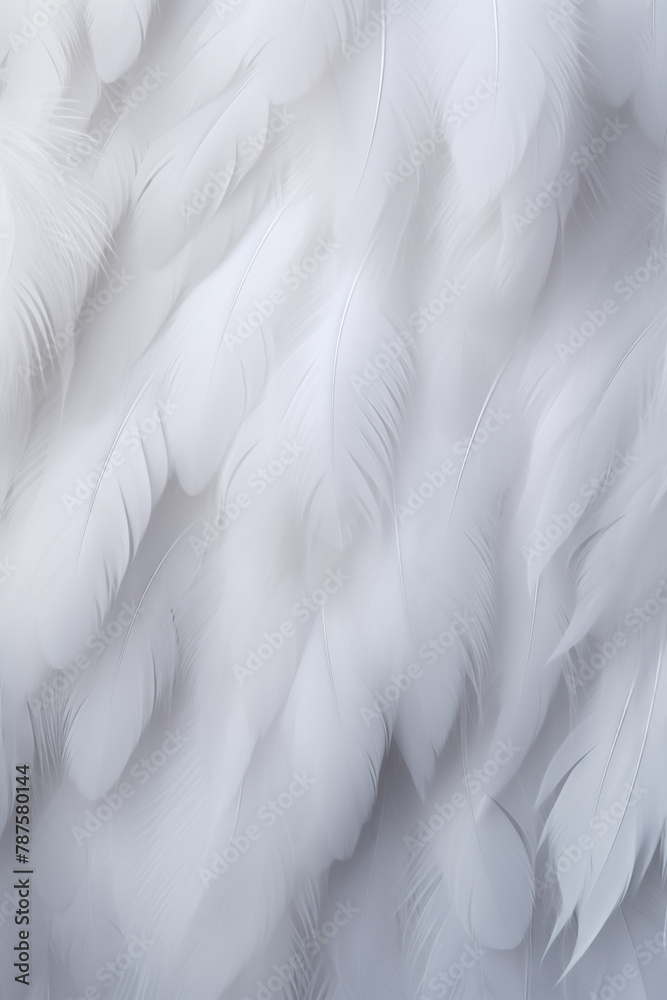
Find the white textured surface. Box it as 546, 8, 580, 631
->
1, 1, 667, 998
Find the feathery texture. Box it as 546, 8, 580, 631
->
2, 1, 667, 998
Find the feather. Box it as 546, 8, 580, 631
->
4, 1, 667, 998
86, 0, 158, 84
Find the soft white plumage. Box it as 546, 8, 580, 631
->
1, 1, 667, 998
